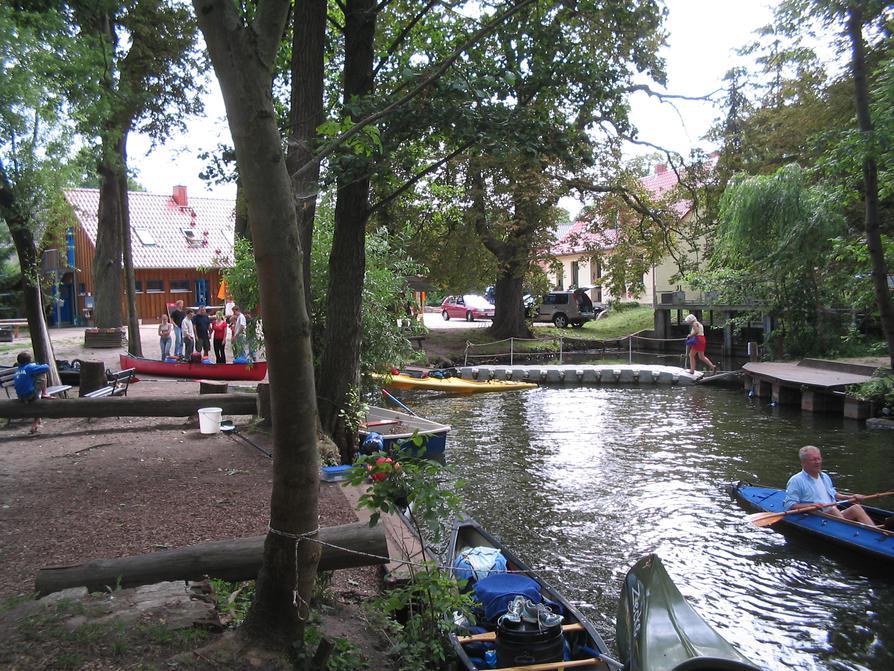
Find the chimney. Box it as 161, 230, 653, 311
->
655, 164, 667, 175
172, 185, 188, 207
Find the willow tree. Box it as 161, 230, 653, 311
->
193, 0, 321, 655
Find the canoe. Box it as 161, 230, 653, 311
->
447, 516, 614, 670
617, 554, 761, 671
730, 482, 894, 562
359, 405, 451, 458
373, 372, 537, 394
119, 353, 267, 381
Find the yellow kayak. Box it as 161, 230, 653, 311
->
372, 372, 537, 394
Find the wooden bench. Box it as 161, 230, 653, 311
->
1, 366, 72, 400
82, 368, 136, 398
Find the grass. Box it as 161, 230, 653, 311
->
536, 305, 655, 341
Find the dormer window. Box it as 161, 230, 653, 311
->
181, 227, 202, 247
133, 228, 156, 246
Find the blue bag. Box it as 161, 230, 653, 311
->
685, 335, 697, 346
472, 573, 541, 622
452, 546, 507, 582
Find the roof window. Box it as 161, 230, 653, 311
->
134, 228, 156, 246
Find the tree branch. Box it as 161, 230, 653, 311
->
372, 0, 440, 79
292, 0, 537, 181
625, 84, 722, 102
253, 0, 292, 68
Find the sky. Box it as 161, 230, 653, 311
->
128, 1, 779, 215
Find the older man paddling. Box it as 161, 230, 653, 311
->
784, 445, 875, 526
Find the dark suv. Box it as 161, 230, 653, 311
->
533, 290, 596, 328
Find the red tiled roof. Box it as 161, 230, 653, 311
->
64, 188, 236, 269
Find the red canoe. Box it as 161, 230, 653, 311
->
119, 353, 268, 381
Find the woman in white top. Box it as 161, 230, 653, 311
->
684, 313, 715, 375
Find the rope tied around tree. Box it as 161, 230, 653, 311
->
267, 524, 320, 619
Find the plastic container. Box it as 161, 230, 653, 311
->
320, 465, 353, 482
495, 618, 563, 667
198, 407, 223, 435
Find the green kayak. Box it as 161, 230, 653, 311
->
616, 555, 762, 671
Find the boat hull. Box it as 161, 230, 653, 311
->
359, 406, 450, 458
373, 372, 536, 394
119, 354, 268, 381
446, 517, 611, 671
617, 554, 761, 671
731, 482, 894, 563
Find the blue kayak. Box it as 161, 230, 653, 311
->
731, 482, 894, 562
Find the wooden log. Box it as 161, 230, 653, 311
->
35, 521, 387, 595
0, 394, 257, 418
256, 381, 271, 426
199, 379, 229, 394
79, 360, 107, 397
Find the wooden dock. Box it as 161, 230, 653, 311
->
742, 359, 881, 419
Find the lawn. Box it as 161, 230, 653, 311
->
537, 305, 655, 341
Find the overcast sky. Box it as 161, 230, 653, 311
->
128, 1, 778, 213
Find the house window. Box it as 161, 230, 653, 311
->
146, 280, 164, 293
133, 228, 156, 246
571, 261, 579, 289
134, 281, 142, 294
78, 283, 86, 296
170, 279, 190, 293
181, 228, 202, 247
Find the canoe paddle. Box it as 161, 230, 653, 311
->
746, 490, 894, 528
381, 388, 417, 416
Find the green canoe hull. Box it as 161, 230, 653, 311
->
616, 554, 763, 671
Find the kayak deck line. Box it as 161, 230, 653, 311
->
457, 622, 585, 643
460, 364, 703, 386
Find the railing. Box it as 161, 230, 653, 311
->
463, 332, 690, 366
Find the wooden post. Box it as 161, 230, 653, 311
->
747, 341, 759, 362
256, 381, 271, 426
78, 360, 106, 396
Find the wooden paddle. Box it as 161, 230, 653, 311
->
746, 490, 894, 528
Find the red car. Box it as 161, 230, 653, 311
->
441, 294, 495, 322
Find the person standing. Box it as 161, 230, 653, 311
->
784, 445, 876, 525
181, 308, 196, 358
211, 311, 228, 364
169, 300, 185, 357
14, 351, 50, 434
192, 306, 212, 358
231, 304, 247, 359
158, 314, 173, 360
684, 313, 715, 375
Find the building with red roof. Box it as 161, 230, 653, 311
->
46, 186, 235, 326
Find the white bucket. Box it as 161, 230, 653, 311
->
198, 407, 223, 435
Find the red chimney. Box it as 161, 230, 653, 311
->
172, 185, 188, 207
655, 164, 667, 175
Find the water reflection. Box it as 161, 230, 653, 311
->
403, 385, 894, 671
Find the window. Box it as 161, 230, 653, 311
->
133, 228, 156, 246
181, 227, 202, 247
78, 283, 86, 296
134, 281, 142, 293
170, 279, 190, 293
146, 280, 164, 293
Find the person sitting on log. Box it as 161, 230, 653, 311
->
13, 351, 50, 435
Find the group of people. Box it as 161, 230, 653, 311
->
158, 299, 248, 363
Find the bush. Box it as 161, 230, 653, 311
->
847, 376, 894, 414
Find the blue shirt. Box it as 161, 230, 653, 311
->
13, 362, 49, 400
784, 469, 836, 510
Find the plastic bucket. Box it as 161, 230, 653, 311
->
198, 407, 223, 435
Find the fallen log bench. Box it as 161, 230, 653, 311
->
0, 394, 257, 418
36, 521, 387, 595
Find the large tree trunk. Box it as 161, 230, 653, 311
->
194, 0, 321, 652
847, 6, 894, 371
35, 522, 387, 595
119, 137, 142, 356
317, 0, 377, 463
287, 0, 326, 316
0, 172, 60, 385
93, 132, 126, 328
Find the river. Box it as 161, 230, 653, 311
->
403, 384, 894, 671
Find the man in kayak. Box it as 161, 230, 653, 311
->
784, 445, 875, 525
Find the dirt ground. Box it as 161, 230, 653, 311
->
0, 327, 390, 669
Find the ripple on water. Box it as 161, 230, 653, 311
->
404, 386, 894, 671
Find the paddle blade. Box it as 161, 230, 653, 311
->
745, 511, 785, 528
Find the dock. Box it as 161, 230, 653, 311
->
742, 359, 880, 419
458, 364, 702, 385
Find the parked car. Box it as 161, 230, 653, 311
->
441, 294, 495, 322
533, 289, 597, 328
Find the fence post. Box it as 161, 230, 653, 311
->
510, 338, 514, 365
629, 335, 633, 364
464, 341, 470, 367
559, 337, 563, 364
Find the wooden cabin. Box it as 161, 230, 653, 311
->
47, 186, 235, 326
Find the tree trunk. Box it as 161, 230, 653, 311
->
491, 275, 531, 339
234, 179, 250, 242
287, 0, 326, 316
35, 521, 387, 596
78, 360, 107, 396
120, 138, 142, 356
93, 132, 126, 328
318, 0, 377, 464
194, 0, 321, 652
847, 6, 894, 371
0, 174, 60, 385
0, 394, 257, 418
